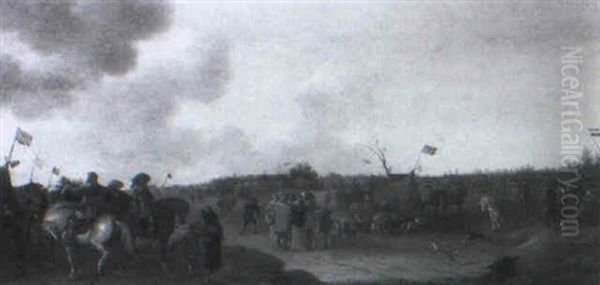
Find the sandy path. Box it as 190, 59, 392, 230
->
225, 226, 501, 283
200, 196, 503, 283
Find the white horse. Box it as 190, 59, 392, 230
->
479, 196, 502, 231
43, 202, 134, 278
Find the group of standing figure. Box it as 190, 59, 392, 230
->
263, 191, 333, 251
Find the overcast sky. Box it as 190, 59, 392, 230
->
1, 1, 599, 186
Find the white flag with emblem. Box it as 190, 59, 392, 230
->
16, 128, 33, 146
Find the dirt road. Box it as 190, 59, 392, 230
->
226, 226, 503, 283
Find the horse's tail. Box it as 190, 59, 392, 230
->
115, 220, 134, 254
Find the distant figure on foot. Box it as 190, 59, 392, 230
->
290, 195, 308, 251
273, 195, 292, 250
480, 195, 502, 231
240, 197, 260, 234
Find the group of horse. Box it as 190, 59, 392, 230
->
1, 166, 205, 280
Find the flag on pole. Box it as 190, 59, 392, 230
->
589, 128, 600, 137
421, 145, 438, 155
52, 167, 60, 176
16, 128, 33, 146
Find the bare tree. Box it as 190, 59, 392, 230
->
359, 140, 393, 177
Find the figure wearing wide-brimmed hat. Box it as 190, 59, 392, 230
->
131, 172, 154, 237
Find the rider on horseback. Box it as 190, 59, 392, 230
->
106, 179, 125, 199
131, 172, 155, 238
67, 172, 108, 238
56, 176, 80, 203
80, 172, 110, 220
105, 179, 131, 219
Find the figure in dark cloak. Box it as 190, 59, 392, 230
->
240, 197, 260, 234
199, 206, 224, 283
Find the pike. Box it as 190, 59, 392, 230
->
411, 144, 438, 172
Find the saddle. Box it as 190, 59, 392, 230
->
66, 207, 98, 239
61, 216, 91, 244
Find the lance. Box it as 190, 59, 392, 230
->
410, 152, 423, 173
47, 172, 54, 189
161, 173, 172, 188
29, 165, 35, 183
5, 130, 17, 164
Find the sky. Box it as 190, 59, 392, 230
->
1, 1, 599, 186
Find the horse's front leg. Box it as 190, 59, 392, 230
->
65, 245, 77, 279
91, 241, 110, 276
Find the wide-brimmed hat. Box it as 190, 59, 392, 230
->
131, 172, 151, 185
108, 179, 124, 190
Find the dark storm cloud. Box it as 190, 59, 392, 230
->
82, 37, 234, 176
0, 0, 172, 117
0, 54, 81, 117
195, 39, 231, 102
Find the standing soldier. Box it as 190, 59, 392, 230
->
264, 194, 278, 247
314, 208, 333, 250
131, 172, 154, 238
240, 197, 260, 234
273, 194, 292, 251
302, 191, 317, 250
290, 194, 308, 251
198, 206, 224, 283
